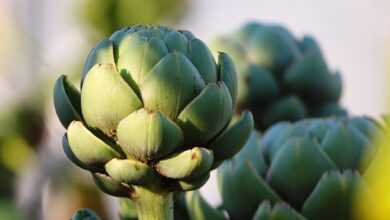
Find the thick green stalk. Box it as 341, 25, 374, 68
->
133, 186, 173, 220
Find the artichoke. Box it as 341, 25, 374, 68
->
211, 22, 347, 130
71, 208, 101, 220
186, 116, 381, 220
54, 25, 253, 220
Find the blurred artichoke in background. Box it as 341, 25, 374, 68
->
186, 116, 381, 220
78, 0, 188, 40
212, 22, 347, 130
54, 25, 253, 219
71, 208, 101, 220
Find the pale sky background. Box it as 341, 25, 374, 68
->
2, 0, 390, 208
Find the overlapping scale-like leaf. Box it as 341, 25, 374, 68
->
261, 96, 306, 129
267, 137, 337, 208
185, 191, 225, 220
177, 83, 233, 146
302, 171, 366, 220
53, 75, 82, 128
65, 121, 123, 171
218, 159, 280, 220
105, 158, 158, 185
175, 173, 210, 192
81, 39, 115, 85
246, 26, 299, 74
117, 35, 168, 84
320, 123, 371, 171
156, 147, 213, 179
209, 111, 254, 163
217, 52, 238, 105
252, 202, 307, 220
246, 65, 279, 105
117, 109, 183, 160
81, 64, 142, 136
283, 49, 331, 101
142, 52, 205, 119
92, 173, 132, 197
188, 38, 218, 84
164, 31, 188, 54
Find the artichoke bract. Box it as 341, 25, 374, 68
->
71, 208, 101, 220
186, 117, 381, 220
211, 22, 347, 130
54, 25, 253, 220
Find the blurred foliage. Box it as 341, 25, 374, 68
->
355, 123, 390, 220
78, 0, 188, 39
0, 87, 47, 198
0, 199, 24, 220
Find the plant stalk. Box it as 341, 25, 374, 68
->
133, 186, 173, 220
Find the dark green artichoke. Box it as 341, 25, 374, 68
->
186, 116, 381, 220
71, 208, 101, 220
211, 22, 347, 130
54, 25, 253, 220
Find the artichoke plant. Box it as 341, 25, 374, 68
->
211, 22, 347, 130
186, 116, 381, 220
71, 208, 100, 220
54, 25, 253, 220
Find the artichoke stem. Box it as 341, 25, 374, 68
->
133, 186, 173, 220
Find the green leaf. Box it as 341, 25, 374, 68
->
246, 65, 279, 105
177, 83, 233, 146
246, 26, 299, 74
164, 31, 188, 54
81, 64, 142, 136
218, 161, 280, 220
261, 96, 306, 129
156, 147, 213, 179
62, 134, 97, 171
299, 35, 320, 53
185, 191, 225, 220
321, 123, 371, 171
188, 38, 218, 83
267, 137, 337, 208
117, 36, 168, 84
302, 171, 365, 220
105, 158, 158, 185
260, 122, 291, 162
141, 52, 205, 119
53, 75, 82, 128
311, 102, 347, 118
283, 49, 332, 101
117, 109, 183, 160
81, 39, 115, 85
66, 121, 122, 170
92, 173, 132, 197
324, 71, 343, 101
264, 120, 309, 162
210, 111, 254, 163
71, 208, 101, 220
217, 52, 237, 105
177, 172, 210, 191
252, 202, 307, 220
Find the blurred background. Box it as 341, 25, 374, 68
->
0, 0, 389, 219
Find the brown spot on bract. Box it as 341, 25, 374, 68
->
191, 153, 197, 160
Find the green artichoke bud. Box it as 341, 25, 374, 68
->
54, 25, 253, 220
71, 208, 101, 220
211, 22, 347, 130
186, 116, 381, 220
